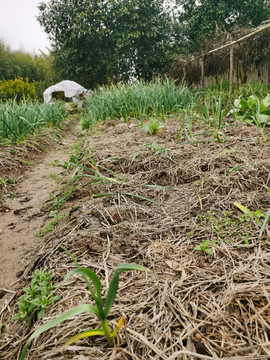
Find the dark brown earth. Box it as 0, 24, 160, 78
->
0, 117, 270, 359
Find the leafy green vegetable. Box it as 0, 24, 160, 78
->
141, 117, 164, 135
232, 94, 270, 126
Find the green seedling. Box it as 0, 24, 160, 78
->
218, 148, 235, 157
234, 201, 270, 240
176, 108, 198, 142
188, 210, 257, 247
20, 247, 150, 360
0, 177, 16, 188
12, 269, 60, 325
194, 240, 212, 255
47, 153, 125, 211
229, 165, 244, 172
36, 213, 66, 237
129, 142, 176, 172
141, 117, 164, 135
234, 202, 265, 223
197, 96, 229, 142
48, 173, 62, 183
92, 191, 165, 205
151, 141, 167, 154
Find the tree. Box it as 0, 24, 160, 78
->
37, 0, 177, 87
175, 0, 270, 53
0, 38, 58, 84
0, 39, 13, 80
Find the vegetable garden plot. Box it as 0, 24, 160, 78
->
1, 118, 270, 359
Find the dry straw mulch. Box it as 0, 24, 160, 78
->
1, 118, 270, 359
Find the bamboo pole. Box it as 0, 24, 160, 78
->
229, 46, 234, 99
268, 45, 270, 90
268, 63, 270, 90
190, 22, 270, 62
177, 22, 270, 90
204, 22, 270, 57
200, 57, 205, 104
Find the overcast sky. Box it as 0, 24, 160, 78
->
0, 0, 51, 54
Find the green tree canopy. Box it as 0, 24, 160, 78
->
0, 38, 58, 85
176, 0, 270, 53
37, 0, 177, 88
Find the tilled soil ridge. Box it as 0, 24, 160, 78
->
1, 118, 270, 359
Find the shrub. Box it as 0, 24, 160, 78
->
0, 77, 37, 101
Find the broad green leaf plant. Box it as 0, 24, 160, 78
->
232, 94, 270, 125
232, 94, 270, 142
141, 117, 164, 135
20, 247, 150, 360
12, 268, 60, 325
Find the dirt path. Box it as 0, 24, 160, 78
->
0, 130, 79, 294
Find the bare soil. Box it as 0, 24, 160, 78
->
0, 117, 270, 359
0, 123, 84, 298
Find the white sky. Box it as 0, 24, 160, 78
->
0, 0, 51, 54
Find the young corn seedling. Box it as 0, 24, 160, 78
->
19, 247, 150, 360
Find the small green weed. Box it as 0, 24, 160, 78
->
194, 240, 212, 255
234, 202, 267, 226
0, 177, 16, 188
45, 185, 77, 210
229, 165, 244, 172
189, 210, 260, 251
36, 212, 66, 237
48, 151, 125, 211
12, 268, 60, 325
129, 141, 175, 172
48, 173, 62, 183
234, 201, 270, 240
